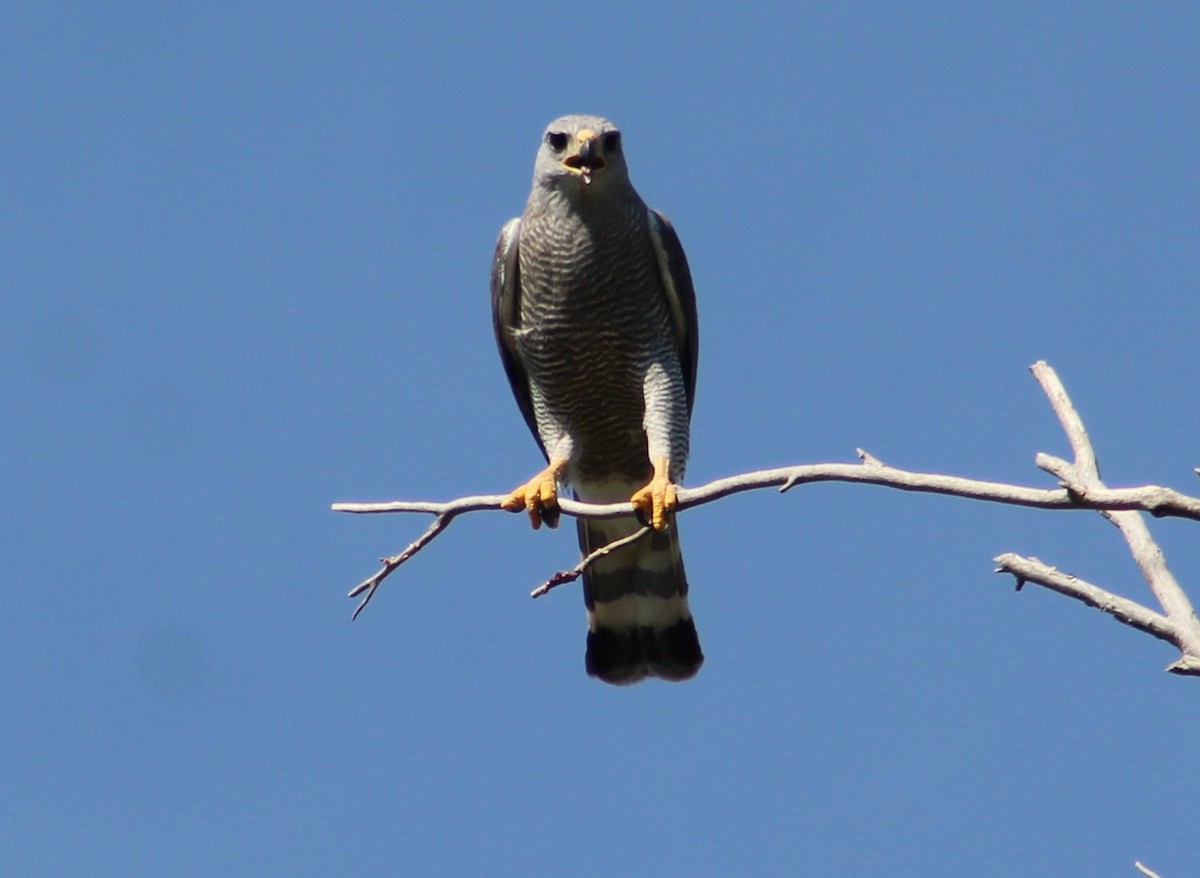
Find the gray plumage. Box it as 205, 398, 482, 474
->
492, 115, 703, 684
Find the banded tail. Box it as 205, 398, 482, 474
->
577, 514, 703, 685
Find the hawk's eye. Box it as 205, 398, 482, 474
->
546, 132, 569, 152
602, 132, 620, 152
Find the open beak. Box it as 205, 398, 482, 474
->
562, 130, 607, 184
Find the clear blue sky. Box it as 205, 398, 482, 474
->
3, 3, 1198, 875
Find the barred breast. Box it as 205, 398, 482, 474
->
516, 196, 684, 482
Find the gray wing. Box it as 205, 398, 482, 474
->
490, 217, 547, 460
648, 210, 700, 416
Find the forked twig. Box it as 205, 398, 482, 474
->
347, 512, 454, 621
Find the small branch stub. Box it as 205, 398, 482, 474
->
529, 525, 653, 599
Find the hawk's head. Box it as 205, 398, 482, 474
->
533, 114, 629, 194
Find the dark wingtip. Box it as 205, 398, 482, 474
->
586, 619, 704, 685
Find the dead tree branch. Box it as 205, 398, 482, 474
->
992, 362, 1200, 674
334, 361, 1200, 675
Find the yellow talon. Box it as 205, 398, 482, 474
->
502, 459, 566, 530
630, 457, 677, 532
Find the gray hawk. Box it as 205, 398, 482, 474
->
491, 114, 703, 684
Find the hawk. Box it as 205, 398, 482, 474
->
491, 115, 703, 684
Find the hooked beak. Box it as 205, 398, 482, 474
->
562, 129, 607, 184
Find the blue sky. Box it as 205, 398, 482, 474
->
3, 3, 1198, 875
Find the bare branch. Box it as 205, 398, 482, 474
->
335, 494, 509, 518
993, 554, 1179, 646
334, 361, 1200, 676
334, 456, 1200, 626
334, 460, 1200, 523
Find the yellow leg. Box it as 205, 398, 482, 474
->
630, 456, 677, 532
502, 458, 567, 530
